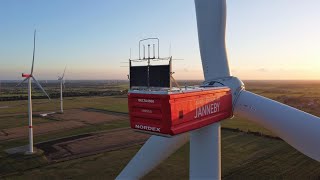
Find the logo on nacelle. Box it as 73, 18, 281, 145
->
138, 99, 154, 103
194, 97, 221, 119
135, 124, 160, 132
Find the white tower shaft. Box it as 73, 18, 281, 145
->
60, 81, 63, 113
27, 78, 34, 154
190, 123, 221, 179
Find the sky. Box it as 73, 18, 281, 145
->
0, 0, 320, 80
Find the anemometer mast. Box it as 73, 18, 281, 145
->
129, 38, 175, 90
139, 38, 160, 60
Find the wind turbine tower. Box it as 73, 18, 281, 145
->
17, 30, 51, 154
58, 67, 66, 113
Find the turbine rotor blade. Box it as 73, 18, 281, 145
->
234, 90, 320, 161
62, 66, 67, 78
194, 0, 230, 80
31, 30, 36, 75
31, 76, 51, 100
116, 134, 189, 179
16, 78, 29, 87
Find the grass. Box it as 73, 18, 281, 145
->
0, 96, 128, 115
0, 120, 130, 177
145, 130, 320, 179
0, 150, 48, 177
4, 130, 320, 179
221, 117, 273, 136
220, 131, 320, 179
0, 120, 129, 151
2, 146, 140, 180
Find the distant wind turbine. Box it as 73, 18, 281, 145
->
58, 67, 66, 113
16, 30, 51, 154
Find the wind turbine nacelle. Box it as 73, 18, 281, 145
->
22, 73, 32, 78
128, 87, 233, 136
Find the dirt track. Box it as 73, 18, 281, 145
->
36, 128, 150, 162
0, 121, 86, 141
51, 109, 126, 124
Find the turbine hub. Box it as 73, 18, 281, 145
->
202, 76, 245, 109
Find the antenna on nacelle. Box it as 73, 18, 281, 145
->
148, 44, 150, 59
129, 38, 174, 89
139, 38, 160, 60
143, 45, 145, 59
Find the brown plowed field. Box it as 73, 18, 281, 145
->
36, 128, 150, 162
0, 121, 86, 141
50, 109, 126, 124
0, 109, 128, 141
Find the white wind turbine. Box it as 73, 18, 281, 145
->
17, 30, 51, 154
58, 67, 66, 113
117, 0, 320, 179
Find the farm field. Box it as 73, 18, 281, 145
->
5, 130, 320, 179
0, 80, 320, 179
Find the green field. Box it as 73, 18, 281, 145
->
4, 130, 320, 180
1, 80, 320, 179
0, 95, 128, 115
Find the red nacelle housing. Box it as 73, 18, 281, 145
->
128, 87, 233, 136
22, 73, 31, 78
